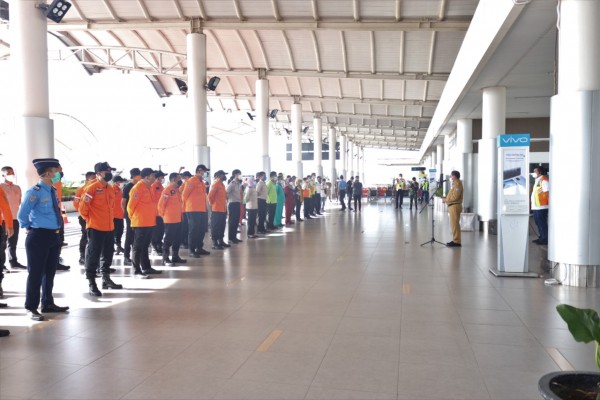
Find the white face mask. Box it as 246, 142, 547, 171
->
5, 174, 15, 183
531, 172, 539, 179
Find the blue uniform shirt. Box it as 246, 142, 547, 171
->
338, 180, 347, 190
17, 181, 61, 230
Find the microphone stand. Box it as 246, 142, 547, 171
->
420, 185, 445, 247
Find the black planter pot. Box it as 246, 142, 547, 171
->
538, 371, 600, 400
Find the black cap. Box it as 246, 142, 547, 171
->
232, 169, 241, 176
113, 176, 126, 183
94, 162, 116, 173
32, 158, 60, 175
130, 168, 141, 178
214, 170, 227, 179
181, 171, 192, 178
196, 164, 209, 173
154, 170, 167, 178
140, 168, 155, 178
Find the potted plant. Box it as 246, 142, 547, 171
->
538, 304, 600, 400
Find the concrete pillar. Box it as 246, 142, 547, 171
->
478, 86, 505, 229
431, 150, 437, 170
349, 141, 354, 178
457, 119, 474, 211
360, 147, 365, 184
256, 77, 270, 174
314, 116, 323, 177
549, 0, 600, 286
292, 102, 303, 178
340, 135, 347, 179
436, 142, 444, 182
11, 0, 54, 186
187, 32, 209, 168
328, 126, 337, 181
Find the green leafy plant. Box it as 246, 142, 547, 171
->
556, 304, 600, 370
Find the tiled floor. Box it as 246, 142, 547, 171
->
1, 200, 599, 399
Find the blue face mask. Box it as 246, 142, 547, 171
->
51, 171, 61, 184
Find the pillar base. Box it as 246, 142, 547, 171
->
551, 263, 600, 287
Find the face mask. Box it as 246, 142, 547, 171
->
5, 175, 15, 183
104, 172, 113, 182
51, 171, 61, 183
118, 183, 125, 189
531, 173, 538, 179
177, 180, 183, 187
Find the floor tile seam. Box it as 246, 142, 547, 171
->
213, 377, 311, 400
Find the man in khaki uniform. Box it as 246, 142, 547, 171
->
442, 170, 463, 247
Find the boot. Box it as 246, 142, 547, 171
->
88, 279, 102, 297
162, 248, 173, 266
102, 275, 123, 290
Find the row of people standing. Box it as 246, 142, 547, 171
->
337, 175, 363, 212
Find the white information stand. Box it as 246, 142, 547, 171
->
490, 133, 539, 278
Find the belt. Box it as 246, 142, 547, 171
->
32, 228, 60, 233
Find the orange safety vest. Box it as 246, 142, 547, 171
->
79, 180, 115, 231
0, 186, 13, 229
208, 180, 227, 212
112, 183, 124, 219
533, 176, 549, 207
127, 181, 157, 228
181, 176, 207, 212
158, 183, 183, 224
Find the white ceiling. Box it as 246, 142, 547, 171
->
0, 0, 557, 156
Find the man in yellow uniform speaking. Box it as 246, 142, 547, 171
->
442, 170, 464, 248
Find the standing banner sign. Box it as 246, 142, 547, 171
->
491, 133, 538, 277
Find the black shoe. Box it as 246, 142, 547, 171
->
532, 239, 541, 244
10, 262, 27, 270
180, 244, 188, 249
124, 258, 132, 266
220, 242, 231, 248
163, 257, 173, 266
0, 329, 9, 337
0, 302, 6, 308
134, 270, 150, 279
446, 241, 462, 248
89, 282, 102, 296
248, 235, 256, 239
102, 278, 123, 290
189, 252, 201, 258
212, 245, 224, 250
143, 268, 162, 275
56, 263, 70, 271
78, 257, 85, 266
61, 242, 68, 247
231, 238, 242, 244
538, 240, 548, 245
115, 245, 124, 255
27, 309, 45, 321
171, 256, 187, 264
41, 304, 70, 313
197, 249, 211, 255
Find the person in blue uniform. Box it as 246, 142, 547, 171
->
17, 158, 69, 321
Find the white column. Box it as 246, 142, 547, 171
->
436, 142, 444, 179
361, 147, 365, 184
187, 32, 209, 168
457, 119, 474, 211
549, 0, 600, 286
431, 150, 437, 170
11, 0, 54, 186
478, 86, 505, 227
443, 134, 451, 171
356, 145, 361, 179
314, 116, 323, 177
256, 78, 270, 174
328, 126, 337, 180
340, 135, 347, 180
349, 141, 355, 178
292, 102, 303, 178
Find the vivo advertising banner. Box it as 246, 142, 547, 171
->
495, 134, 532, 275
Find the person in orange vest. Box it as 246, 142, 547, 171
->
531, 166, 549, 245
111, 176, 126, 254
0, 185, 14, 299
73, 171, 96, 265
181, 164, 210, 258
79, 162, 123, 296
127, 168, 162, 278
150, 170, 166, 255
1, 166, 25, 270
52, 164, 70, 271
122, 168, 142, 265
209, 170, 229, 249
158, 172, 187, 265
179, 171, 192, 249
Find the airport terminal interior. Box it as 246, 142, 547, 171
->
2, 0, 600, 399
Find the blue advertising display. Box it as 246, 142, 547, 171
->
497, 133, 531, 147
